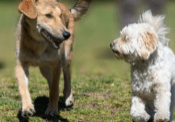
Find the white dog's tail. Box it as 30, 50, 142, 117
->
139, 10, 170, 45
70, 0, 92, 21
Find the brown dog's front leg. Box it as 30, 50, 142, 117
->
63, 63, 73, 107
62, 47, 74, 106
45, 62, 61, 116
62, 19, 74, 106
16, 61, 35, 117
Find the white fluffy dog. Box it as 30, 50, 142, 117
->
110, 10, 175, 122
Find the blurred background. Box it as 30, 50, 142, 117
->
0, 0, 174, 77
0, 0, 175, 121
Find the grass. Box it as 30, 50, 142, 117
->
0, 1, 175, 122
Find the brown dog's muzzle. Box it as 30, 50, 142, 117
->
40, 29, 70, 49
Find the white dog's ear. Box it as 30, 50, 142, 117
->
139, 32, 158, 60
18, 0, 37, 19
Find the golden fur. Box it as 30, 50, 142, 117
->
16, 0, 91, 117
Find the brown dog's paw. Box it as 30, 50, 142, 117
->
45, 107, 58, 116
63, 90, 73, 107
65, 96, 73, 107
22, 107, 36, 117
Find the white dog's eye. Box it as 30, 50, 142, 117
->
125, 36, 129, 41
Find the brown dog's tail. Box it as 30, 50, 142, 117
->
70, 0, 92, 21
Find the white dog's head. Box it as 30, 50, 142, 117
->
110, 23, 158, 62
110, 10, 169, 63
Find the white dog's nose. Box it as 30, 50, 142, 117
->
110, 43, 114, 48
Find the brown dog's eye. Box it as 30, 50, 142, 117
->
45, 14, 53, 18
60, 14, 62, 18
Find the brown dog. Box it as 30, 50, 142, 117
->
16, 0, 92, 117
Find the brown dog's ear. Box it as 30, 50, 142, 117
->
139, 32, 158, 60
18, 0, 37, 19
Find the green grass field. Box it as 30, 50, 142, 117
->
0, 1, 175, 122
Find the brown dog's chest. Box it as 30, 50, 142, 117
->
20, 51, 59, 66
18, 40, 61, 66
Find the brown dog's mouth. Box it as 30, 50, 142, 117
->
40, 29, 62, 50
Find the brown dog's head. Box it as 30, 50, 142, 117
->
18, 0, 71, 49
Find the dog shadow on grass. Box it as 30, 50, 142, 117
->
17, 96, 73, 122
0, 61, 5, 69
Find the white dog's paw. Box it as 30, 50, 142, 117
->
154, 113, 169, 122
45, 106, 58, 116
131, 111, 150, 122
22, 104, 36, 117
154, 118, 169, 122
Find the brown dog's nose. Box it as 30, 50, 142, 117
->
63, 31, 71, 40
110, 43, 114, 48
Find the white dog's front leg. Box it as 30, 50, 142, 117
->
170, 84, 175, 122
154, 87, 171, 122
130, 96, 150, 122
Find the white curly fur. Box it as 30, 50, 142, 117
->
111, 10, 175, 122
